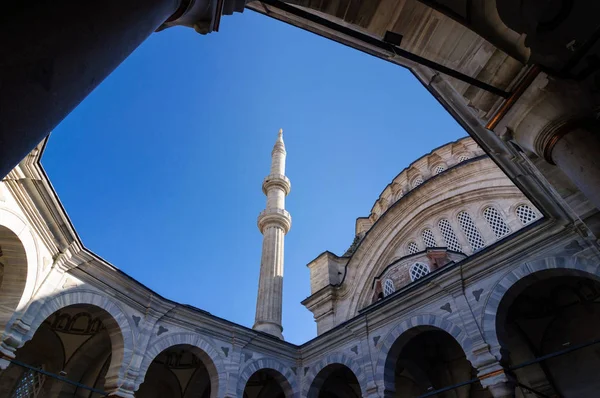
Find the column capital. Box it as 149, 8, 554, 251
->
477, 361, 516, 398
535, 115, 600, 164
493, 73, 596, 156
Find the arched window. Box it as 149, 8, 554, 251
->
407, 242, 419, 255
12, 366, 46, 398
458, 154, 470, 162
409, 262, 430, 281
383, 279, 395, 296
457, 211, 485, 251
433, 164, 446, 174
412, 177, 424, 188
438, 219, 461, 252
516, 204, 538, 225
422, 228, 437, 248
483, 207, 511, 238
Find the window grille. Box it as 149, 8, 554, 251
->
412, 177, 424, 188
516, 204, 538, 225
458, 155, 470, 162
457, 211, 485, 251
422, 229, 437, 248
483, 207, 511, 238
407, 242, 419, 255
12, 367, 46, 398
438, 219, 462, 252
433, 165, 446, 174
410, 262, 430, 281
383, 279, 395, 296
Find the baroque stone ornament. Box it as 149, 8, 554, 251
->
132, 315, 141, 327
472, 289, 484, 302
157, 325, 168, 336
440, 303, 452, 313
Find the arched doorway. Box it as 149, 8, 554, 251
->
0, 303, 120, 397
308, 364, 361, 398
243, 368, 291, 398
137, 344, 214, 398
496, 271, 600, 397
383, 327, 490, 397
0, 225, 29, 332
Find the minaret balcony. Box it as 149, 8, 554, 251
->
258, 208, 292, 234
262, 174, 291, 196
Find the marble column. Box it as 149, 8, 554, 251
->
546, 126, 600, 210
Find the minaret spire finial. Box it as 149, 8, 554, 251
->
253, 128, 292, 340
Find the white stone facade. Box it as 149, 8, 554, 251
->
0, 136, 598, 398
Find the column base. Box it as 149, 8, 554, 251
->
253, 321, 283, 340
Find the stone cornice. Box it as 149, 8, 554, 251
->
3, 143, 79, 257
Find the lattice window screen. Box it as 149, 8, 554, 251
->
516, 205, 538, 225
483, 207, 511, 238
438, 219, 462, 252
407, 242, 419, 255
12, 368, 46, 398
422, 229, 437, 247
383, 279, 395, 296
458, 155, 470, 162
457, 211, 485, 251
412, 177, 424, 188
434, 165, 446, 174
410, 263, 430, 281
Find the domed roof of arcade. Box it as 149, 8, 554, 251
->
320, 138, 534, 320
361, 137, 483, 235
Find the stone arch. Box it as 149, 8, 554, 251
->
237, 357, 297, 397
136, 332, 225, 398
375, 315, 474, 392
481, 255, 600, 359
302, 352, 367, 397
0, 208, 39, 332
16, 289, 134, 388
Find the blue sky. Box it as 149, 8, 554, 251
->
42, 11, 466, 344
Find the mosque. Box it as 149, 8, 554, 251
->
0, 124, 598, 398
3, 0, 600, 397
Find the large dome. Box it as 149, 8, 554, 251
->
303, 137, 541, 335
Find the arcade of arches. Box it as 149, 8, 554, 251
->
0, 134, 599, 397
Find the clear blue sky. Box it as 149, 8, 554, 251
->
42, 11, 466, 344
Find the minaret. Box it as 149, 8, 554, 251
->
253, 128, 291, 339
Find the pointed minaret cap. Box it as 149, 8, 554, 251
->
273, 128, 286, 154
